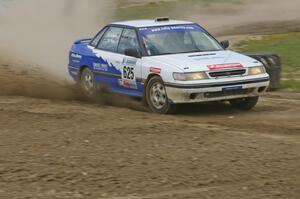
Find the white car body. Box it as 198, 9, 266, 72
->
141, 50, 269, 103
69, 19, 270, 106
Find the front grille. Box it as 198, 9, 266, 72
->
209, 69, 246, 78
204, 88, 254, 98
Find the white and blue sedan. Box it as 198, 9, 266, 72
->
68, 18, 269, 113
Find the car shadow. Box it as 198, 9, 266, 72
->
174, 101, 242, 116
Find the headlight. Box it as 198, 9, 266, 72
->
173, 72, 208, 81
248, 66, 266, 75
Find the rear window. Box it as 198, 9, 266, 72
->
90, 27, 108, 47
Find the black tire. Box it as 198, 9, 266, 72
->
229, 96, 259, 110
244, 53, 281, 90
79, 68, 98, 99
145, 76, 176, 114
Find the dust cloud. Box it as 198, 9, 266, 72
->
0, 0, 146, 110
0, 0, 128, 103
0, 0, 116, 80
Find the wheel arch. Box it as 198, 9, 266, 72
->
144, 74, 162, 91
142, 73, 162, 102
79, 65, 90, 74
143, 74, 175, 114
74, 65, 91, 82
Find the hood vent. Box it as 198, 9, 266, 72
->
188, 53, 216, 57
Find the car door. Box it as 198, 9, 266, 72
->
91, 26, 142, 96
116, 28, 143, 96
92, 26, 124, 91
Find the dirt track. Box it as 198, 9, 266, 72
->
0, 64, 300, 199
1, 0, 300, 198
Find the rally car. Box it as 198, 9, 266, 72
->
68, 18, 270, 114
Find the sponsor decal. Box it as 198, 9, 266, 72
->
148, 26, 195, 33
222, 86, 243, 91
139, 24, 203, 35
70, 70, 78, 76
123, 58, 137, 66
71, 53, 82, 59
91, 49, 122, 74
150, 67, 161, 74
118, 79, 138, 89
207, 63, 243, 70
72, 59, 80, 63
93, 63, 108, 71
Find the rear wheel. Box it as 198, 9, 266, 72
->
230, 96, 259, 110
79, 68, 98, 99
145, 76, 176, 114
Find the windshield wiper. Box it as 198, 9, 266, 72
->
153, 52, 176, 56
177, 50, 205, 54
205, 49, 223, 52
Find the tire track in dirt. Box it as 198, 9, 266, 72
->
0, 93, 299, 199
106, 177, 298, 199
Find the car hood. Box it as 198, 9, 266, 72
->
147, 50, 259, 72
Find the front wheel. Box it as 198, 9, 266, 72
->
230, 96, 259, 110
145, 76, 176, 114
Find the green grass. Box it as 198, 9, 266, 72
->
236, 33, 300, 92
114, 0, 242, 21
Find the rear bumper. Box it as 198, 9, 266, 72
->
165, 77, 270, 104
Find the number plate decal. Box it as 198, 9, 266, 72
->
222, 86, 243, 91
121, 58, 138, 89
123, 66, 135, 80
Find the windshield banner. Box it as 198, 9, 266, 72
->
139, 24, 204, 35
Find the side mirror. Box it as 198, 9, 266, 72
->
125, 48, 141, 58
220, 40, 229, 49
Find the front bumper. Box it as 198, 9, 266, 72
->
165, 77, 270, 104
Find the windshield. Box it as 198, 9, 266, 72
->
139, 24, 223, 56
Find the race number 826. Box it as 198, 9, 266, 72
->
123, 66, 135, 80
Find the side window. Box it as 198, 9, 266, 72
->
90, 27, 108, 47
97, 27, 123, 52
117, 29, 139, 54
